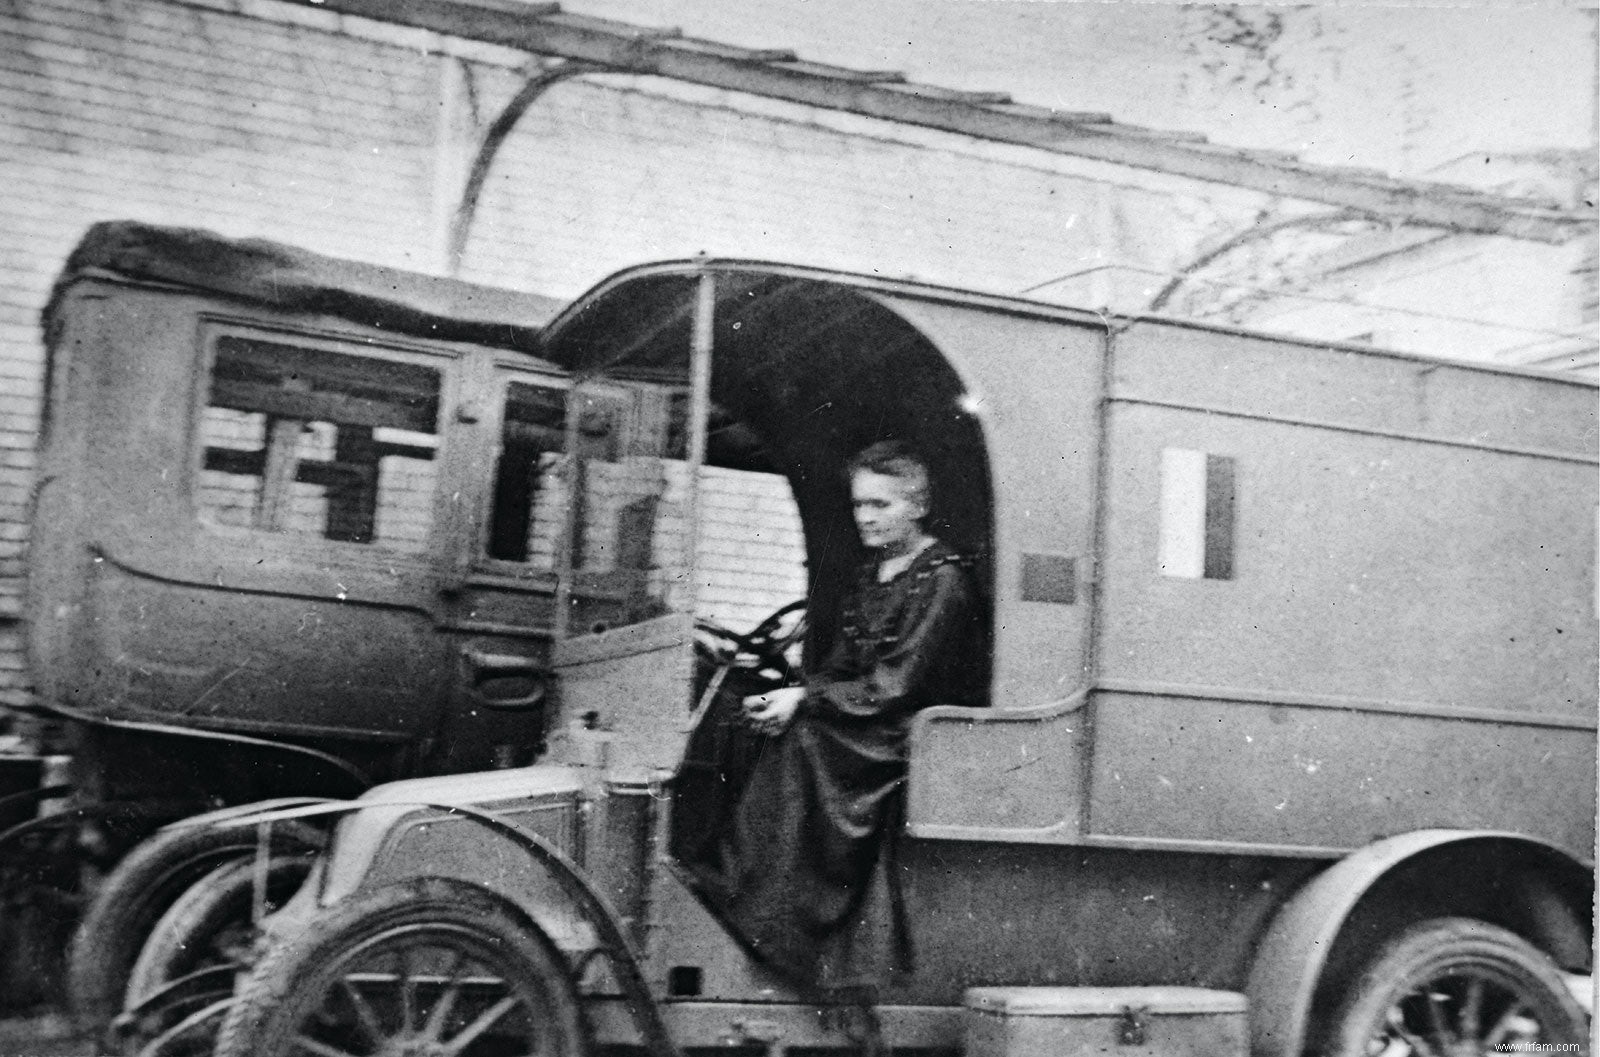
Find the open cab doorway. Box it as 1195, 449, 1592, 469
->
532, 265, 999, 998
536, 264, 995, 785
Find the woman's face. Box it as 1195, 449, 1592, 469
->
851, 470, 927, 554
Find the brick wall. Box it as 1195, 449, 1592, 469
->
0, 0, 1235, 709
696, 466, 808, 632
570, 459, 805, 632
1, 0, 464, 705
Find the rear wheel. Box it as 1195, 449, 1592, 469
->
1324, 916, 1589, 1057
68, 821, 324, 1034
216, 877, 588, 1057
113, 853, 315, 1056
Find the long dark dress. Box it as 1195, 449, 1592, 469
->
703, 540, 983, 988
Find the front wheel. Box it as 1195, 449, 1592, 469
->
215, 877, 588, 1057
1324, 916, 1589, 1057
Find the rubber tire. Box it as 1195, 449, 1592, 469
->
67, 820, 324, 1033
215, 876, 588, 1057
125, 852, 315, 1008
1323, 916, 1589, 1057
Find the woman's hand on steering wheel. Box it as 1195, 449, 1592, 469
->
738, 599, 807, 667
695, 600, 807, 688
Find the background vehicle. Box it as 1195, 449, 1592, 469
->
2, 221, 808, 1028
187, 254, 1591, 1055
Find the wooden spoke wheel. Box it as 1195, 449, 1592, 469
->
1325, 917, 1589, 1057
216, 878, 587, 1057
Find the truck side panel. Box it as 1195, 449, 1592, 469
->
1095, 402, 1597, 715
1089, 322, 1597, 855
1088, 691, 1594, 853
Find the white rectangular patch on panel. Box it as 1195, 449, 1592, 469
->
1159, 447, 1207, 578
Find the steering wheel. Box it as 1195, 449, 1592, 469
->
694, 600, 808, 691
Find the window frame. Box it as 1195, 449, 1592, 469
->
464, 354, 577, 591
191, 317, 464, 568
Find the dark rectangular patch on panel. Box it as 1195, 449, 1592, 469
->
1204, 454, 1236, 580
1021, 552, 1076, 605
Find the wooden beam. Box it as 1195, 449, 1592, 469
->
210, 377, 438, 433
284, 0, 1591, 243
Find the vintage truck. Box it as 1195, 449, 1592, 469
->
10, 222, 1596, 1056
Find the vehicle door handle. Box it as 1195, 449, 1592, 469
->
463, 649, 548, 711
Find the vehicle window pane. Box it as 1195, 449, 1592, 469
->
566, 385, 688, 629
485, 381, 567, 568
198, 337, 440, 553
549, 381, 810, 635
198, 406, 265, 529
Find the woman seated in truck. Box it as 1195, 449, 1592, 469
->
683, 440, 986, 992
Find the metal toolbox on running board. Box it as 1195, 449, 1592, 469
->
964, 986, 1248, 1057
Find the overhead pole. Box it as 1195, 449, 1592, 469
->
447, 58, 604, 275
282, 0, 1592, 244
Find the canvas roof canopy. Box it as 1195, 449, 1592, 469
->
44, 221, 563, 352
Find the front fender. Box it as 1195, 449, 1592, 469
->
1245, 828, 1593, 1057
320, 803, 597, 950
309, 792, 681, 1057
177, 769, 677, 1055
175, 777, 594, 949
315, 767, 586, 906
211, 794, 616, 980
159, 797, 343, 832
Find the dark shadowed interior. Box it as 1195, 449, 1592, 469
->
539, 267, 994, 662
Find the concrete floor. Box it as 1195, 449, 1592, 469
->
0, 1015, 99, 1057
